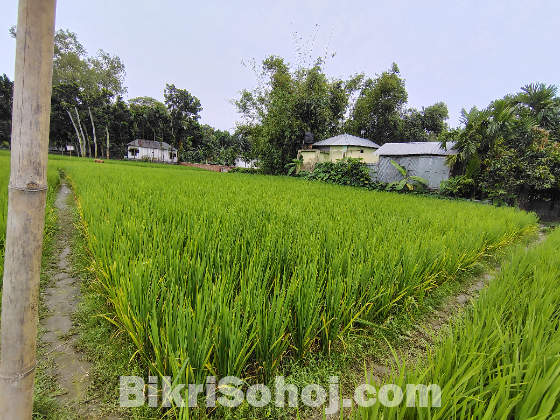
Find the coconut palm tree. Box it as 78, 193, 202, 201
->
513, 83, 560, 132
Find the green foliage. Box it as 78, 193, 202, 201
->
285, 156, 303, 176
355, 227, 560, 419
385, 159, 429, 191
179, 125, 246, 165
52, 29, 127, 97
398, 102, 449, 143
0, 74, 13, 145
441, 84, 560, 205
228, 167, 260, 174
347, 63, 408, 145
234, 56, 355, 174
164, 84, 202, 146
438, 175, 475, 197
299, 157, 373, 188
438, 157, 479, 197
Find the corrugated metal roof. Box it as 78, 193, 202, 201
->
374, 142, 457, 156
127, 139, 177, 151
313, 134, 381, 149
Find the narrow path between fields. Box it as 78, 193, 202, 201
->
40, 182, 99, 417
364, 229, 548, 378
314, 228, 547, 420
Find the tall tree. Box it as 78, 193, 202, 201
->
47, 29, 127, 156
234, 55, 354, 174
398, 102, 449, 142
512, 83, 560, 137
164, 84, 202, 148
347, 63, 408, 145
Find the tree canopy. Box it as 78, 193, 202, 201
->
234, 58, 449, 174
440, 83, 560, 205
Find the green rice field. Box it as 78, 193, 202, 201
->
35, 154, 537, 387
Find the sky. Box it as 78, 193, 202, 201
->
1, 0, 559, 133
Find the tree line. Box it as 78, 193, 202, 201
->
440, 83, 560, 205
2, 26, 559, 205
233, 58, 449, 174
1, 28, 248, 165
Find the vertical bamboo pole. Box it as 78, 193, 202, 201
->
0, 0, 57, 418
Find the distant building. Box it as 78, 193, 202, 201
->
374, 142, 458, 189
234, 156, 258, 169
298, 133, 381, 171
127, 139, 178, 163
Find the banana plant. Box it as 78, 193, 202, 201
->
385, 159, 429, 191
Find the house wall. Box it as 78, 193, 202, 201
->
128, 146, 177, 163
376, 155, 452, 189
298, 150, 330, 171
299, 146, 379, 172
326, 146, 379, 163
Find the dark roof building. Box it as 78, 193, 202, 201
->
127, 139, 177, 151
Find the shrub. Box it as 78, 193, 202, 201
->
300, 157, 373, 188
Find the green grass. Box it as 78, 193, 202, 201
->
354, 227, 560, 419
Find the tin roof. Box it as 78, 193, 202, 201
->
374, 142, 457, 156
313, 134, 381, 149
127, 139, 177, 151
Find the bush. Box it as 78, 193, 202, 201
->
439, 175, 475, 198
300, 157, 374, 188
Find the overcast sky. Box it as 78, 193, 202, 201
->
1, 0, 559, 132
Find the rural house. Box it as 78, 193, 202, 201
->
298, 133, 381, 171
374, 141, 458, 189
127, 139, 178, 163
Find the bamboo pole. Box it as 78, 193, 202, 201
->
0, 0, 57, 418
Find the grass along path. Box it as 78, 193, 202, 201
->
301, 228, 547, 419
350, 226, 557, 419
37, 181, 105, 418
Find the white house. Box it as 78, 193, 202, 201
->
234, 156, 258, 168
127, 139, 178, 163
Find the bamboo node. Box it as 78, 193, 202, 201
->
0, 363, 37, 382
8, 182, 48, 192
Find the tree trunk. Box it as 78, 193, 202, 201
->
88, 107, 97, 159
0, 1, 56, 418
106, 124, 110, 160
74, 107, 87, 157
67, 109, 84, 157
85, 129, 92, 158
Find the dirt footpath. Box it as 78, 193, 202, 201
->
40, 182, 97, 416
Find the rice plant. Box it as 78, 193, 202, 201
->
44, 156, 537, 392
354, 227, 560, 419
